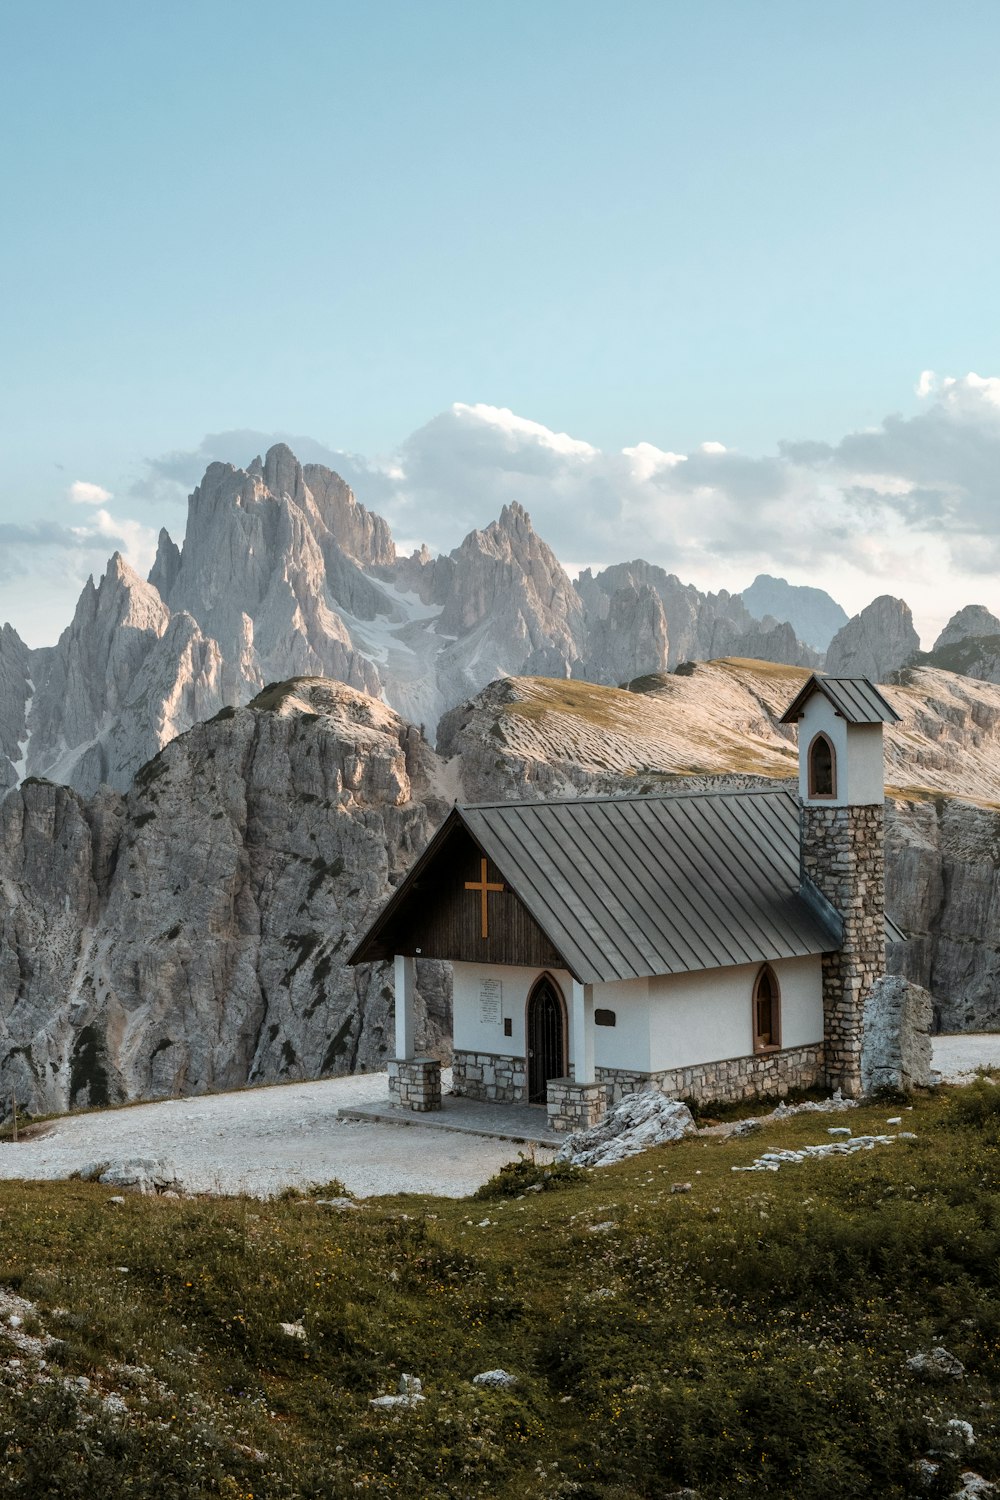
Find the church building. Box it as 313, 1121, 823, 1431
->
349, 675, 902, 1131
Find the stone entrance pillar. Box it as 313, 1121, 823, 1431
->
387, 953, 442, 1112
389, 1057, 442, 1112
546, 1078, 605, 1133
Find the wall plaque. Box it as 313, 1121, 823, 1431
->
479, 977, 502, 1026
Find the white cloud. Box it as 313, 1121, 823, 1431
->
69, 508, 157, 575
622, 442, 687, 481
359, 373, 1000, 646
122, 371, 1000, 650
68, 480, 112, 505
455, 403, 599, 460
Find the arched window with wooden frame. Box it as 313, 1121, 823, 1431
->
808, 731, 837, 799
752, 964, 781, 1053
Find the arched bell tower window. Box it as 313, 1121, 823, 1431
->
808, 732, 836, 799
753, 964, 781, 1053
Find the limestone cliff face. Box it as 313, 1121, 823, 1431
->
574, 560, 819, 673
825, 595, 921, 681
0, 681, 449, 1116
0, 625, 31, 791
434, 503, 587, 702
885, 795, 1000, 1032
578, 584, 670, 686
26, 555, 173, 794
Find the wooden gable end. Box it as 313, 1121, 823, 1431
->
353, 821, 566, 970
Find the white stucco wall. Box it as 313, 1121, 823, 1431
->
590, 977, 652, 1072
796, 694, 885, 807
452, 953, 824, 1076
645, 954, 824, 1070
452, 962, 574, 1056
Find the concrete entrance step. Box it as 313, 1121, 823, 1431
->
337, 1093, 564, 1148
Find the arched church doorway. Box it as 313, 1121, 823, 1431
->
526, 975, 566, 1103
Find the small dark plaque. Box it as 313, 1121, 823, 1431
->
503, 1017, 513, 1037
594, 1008, 616, 1027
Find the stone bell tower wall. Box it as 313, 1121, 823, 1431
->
801, 802, 886, 1096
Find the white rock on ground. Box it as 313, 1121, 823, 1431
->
472, 1369, 517, 1390
556, 1090, 695, 1168
906, 1347, 966, 1381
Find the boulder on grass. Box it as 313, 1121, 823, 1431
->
556, 1089, 695, 1168
862, 975, 933, 1095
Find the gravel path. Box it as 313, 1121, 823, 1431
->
0, 1070, 551, 1199
0, 1037, 993, 1199
932, 1032, 1000, 1081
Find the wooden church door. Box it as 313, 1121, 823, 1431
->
527, 977, 565, 1103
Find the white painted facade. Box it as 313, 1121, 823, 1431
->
452, 962, 575, 1058
452, 953, 824, 1075
797, 693, 885, 807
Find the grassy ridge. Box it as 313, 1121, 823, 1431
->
1, 1089, 999, 1497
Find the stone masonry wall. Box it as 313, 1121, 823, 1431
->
802, 804, 886, 1096
388, 1057, 442, 1111
546, 1078, 605, 1132
451, 1050, 527, 1104
597, 1043, 825, 1108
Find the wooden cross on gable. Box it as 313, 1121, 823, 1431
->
465, 857, 505, 939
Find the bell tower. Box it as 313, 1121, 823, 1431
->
780, 675, 900, 1096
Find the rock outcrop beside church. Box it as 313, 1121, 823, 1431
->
861, 975, 933, 1093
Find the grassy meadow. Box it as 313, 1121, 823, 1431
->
1, 1086, 999, 1498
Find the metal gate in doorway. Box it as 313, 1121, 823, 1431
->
527, 977, 565, 1104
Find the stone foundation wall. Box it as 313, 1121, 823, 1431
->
546, 1078, 606, 1132
388, 1056, 442, 1112
802, 803, 886, 1096
451, 1050, 527, 1104
597, 1043, 826, 1107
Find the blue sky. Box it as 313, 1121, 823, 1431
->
3, 1, 1000, 644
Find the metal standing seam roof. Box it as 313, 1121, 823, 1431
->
780, 674, 901, 725
457, 787, 842, 985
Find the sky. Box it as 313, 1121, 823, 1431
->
3, 0, 1000, 648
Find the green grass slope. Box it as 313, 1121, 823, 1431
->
1, 1087, 999, 1497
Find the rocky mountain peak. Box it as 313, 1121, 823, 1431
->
824, 596, 921, 682
437, 503, 584, 644
580, 583, 670, 686
0, 625, 31, 785
933, 605, 1000, 652
149, 527, 182, 599
24, 549, 172, 790
739, 574, 848, 652
263, 442, 306, 505
302, 462, 395, 569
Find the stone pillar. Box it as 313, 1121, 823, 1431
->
571, 980, 595, 1085
801, 803, 886, 1096
393, 953, 416, 1060
546, 1078, 606, 1133
388, 1057, 442, 1111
